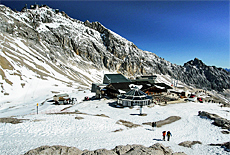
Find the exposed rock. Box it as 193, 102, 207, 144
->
209, 142, 230, 152
221, 130, 230, 134
142, 116, 181, 127
0, 4, 230, 94
150, 143, 173, 155
24, 145, 83, 155
222, 142, 230, 152
0, 117, 28, 124
112, 144, 133, 155
82, 148, 117, 155
198, 111, 230, 130
24, 143, 187, 155
178, 141, 202, 148
116, 119, 141, 128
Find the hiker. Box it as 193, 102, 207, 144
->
152, 122, 157, 130
162, 131, 166, 141
167, 131, 172, 141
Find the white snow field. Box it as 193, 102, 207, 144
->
0, 89, 230, 155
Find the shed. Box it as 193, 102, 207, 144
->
53, 93, 70, 104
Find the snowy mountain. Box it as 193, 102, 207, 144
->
1, 4, 230, 155
0, 4, 230, 102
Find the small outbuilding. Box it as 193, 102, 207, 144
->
53, 93, 76, 105
117, 87, 152, 107
91, 83, 107, 99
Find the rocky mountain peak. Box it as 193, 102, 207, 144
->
185, 58, 205, 68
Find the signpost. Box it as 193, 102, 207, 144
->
37, 103, 38, 114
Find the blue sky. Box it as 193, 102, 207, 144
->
1, 1, 229, 68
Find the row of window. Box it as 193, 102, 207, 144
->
118, 99, 151, 107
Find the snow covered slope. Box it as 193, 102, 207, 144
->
0, 4, 230, 155
0, 96, 230, 155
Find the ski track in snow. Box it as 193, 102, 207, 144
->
0, 92, 230, 155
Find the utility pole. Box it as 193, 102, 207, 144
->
140, 105, 143, 115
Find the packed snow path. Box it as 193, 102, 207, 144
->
0, 98, 230, 155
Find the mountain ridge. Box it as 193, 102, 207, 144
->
0, 4, 229, 96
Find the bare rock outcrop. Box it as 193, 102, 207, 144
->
24, 143, 186, 155
210, 142, 230, 152
198, 111, 230, 130
24, 145, 83, 155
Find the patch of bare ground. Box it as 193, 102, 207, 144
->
41, 98, 50, 105
0, 117, 29, 124
48, 110, 110, 119
21, 83, 25, 88
51, 91, 60, 94
61, 106, 72, 111
116, 120, 141, 128
48, 111, 88, 115
30, 119, 45, 122
142, 116, 181, 127
0, 55, 14, 70
178, 141, 202, 148
75, 116, 84, 120
94, 114, 110, 118
112, 128, 124, 132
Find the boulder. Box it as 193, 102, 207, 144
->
24, 145, 83, 155
112, 144, 133, 155
150, 143, 173, 155
82, 148, 117, 155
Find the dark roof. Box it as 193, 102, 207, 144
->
103, 74, 131, 84
106, 82, 131, 92
141, 83, 172, 92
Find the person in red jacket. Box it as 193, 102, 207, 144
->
162, 131, 166, 141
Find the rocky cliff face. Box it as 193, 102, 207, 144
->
183, 58, 230, 91
0, 4, 229, 92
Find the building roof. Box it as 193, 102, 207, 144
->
125, 88, 147, 97
106, 82, 131, 93
103, 74, 131, 84
118, 87, 152, 100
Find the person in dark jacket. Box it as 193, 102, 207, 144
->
152, 122, 157, 130
167, 131, 172, 141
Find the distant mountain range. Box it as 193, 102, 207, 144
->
225, 68, 230, 72
0, 4, 230, 95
